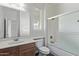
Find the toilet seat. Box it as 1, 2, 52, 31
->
39, 47, 50, 54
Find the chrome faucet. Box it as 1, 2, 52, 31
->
14, 38, 19, 41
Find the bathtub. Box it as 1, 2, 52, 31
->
48, 43, 75, 56
48, 32, 79, 56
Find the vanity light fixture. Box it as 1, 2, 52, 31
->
0, 3, 26, 11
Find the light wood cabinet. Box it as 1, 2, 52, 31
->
0, 42, 36, 56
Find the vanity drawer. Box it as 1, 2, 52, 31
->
19, 47, 36, 56
0, 48, 10, 56
19, 43, 36, 51
0, 47, 18, 56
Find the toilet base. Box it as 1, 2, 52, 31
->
38, 52, 49, 56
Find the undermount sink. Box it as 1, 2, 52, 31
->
9, 41, 24, 44
8, 39, 24, 44
0, 40, 24, 48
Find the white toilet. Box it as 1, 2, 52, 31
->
35, 38, 50, 56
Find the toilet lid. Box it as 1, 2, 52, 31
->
39, 47, 49, 52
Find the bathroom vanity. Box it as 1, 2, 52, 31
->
0, 4, 43, 56
0, 5, 37, 56
0, 39, 36, 56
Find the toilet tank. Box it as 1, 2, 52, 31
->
35, 38, 44, 48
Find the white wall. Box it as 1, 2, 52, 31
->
58, 3, 79, 14
47, 18, 59, 43
47, 3, 79, 18
45, 3, 60, 18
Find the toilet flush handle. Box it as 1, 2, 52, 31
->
50, 36, 53, 39
50, 35, 55, 43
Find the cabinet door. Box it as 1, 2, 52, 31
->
0, 50, 10, 56
19, 43, 36, 56
19, 48, 36, 56
9, 47, 19, 56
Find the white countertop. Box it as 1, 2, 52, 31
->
0, 38, 36, 49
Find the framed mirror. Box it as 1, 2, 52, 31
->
31, 8, 42, 30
